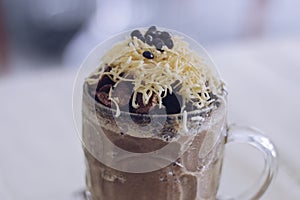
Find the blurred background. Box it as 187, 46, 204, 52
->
0, 0, 300, 199
0, 0, 300, 73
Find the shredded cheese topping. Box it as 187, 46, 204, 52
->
87, 31, 224, 115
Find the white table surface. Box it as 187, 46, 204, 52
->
1, 37, 300, 199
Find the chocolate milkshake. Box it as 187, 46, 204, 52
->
82, 26, 226, 200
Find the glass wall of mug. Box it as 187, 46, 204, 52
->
82, 82, 227, 200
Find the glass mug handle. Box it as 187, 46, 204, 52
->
218, 125, 278, 200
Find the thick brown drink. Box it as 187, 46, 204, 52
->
82, 26, 226, 200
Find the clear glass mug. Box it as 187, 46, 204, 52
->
73, 28, 278, 200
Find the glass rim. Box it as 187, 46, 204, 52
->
84, 82, 227, 118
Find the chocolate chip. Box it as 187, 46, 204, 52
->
129, 93, 156, 125
131, 30, 142, 38
129, 93, 161, 125
96, 66, 115, 92
104, 66, 112, 72
130, 93, 158, 114
148, 26, 157, 32
143, 51, 154, 59
96, 92, 111, 106
145, 26, 158, 39
96, 75, 114, 91
145, 34, 153, 45
162, 92, 182, 114
161, 31, 171, 39
156, 31, 162, 37
99, 84, 112, 93
96, 84, 113, 106
152, 38, 164, 50
131, 30, 145, 42
164, 38, 174, 49
145, 30, 156, 39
